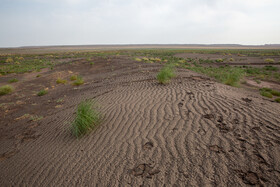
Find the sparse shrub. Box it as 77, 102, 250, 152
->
15, 56, 24, 61
154, 58, 161, 62
0, 85, 14, 96
260, 88, 272, 92
30, 115, 43, 121
9, 78, 18, 83
90, 62, 94, 65
56, 78, 67, 84
18, 57, 24, 61
229, 58, 234, 61
215, 58, 224, 63
253, 78, 261, 84
73, 76, 84, 86
56, 98, 64, 103
5, 57, 13, 63
275, 98, 280, 103
71, 100, 101, 137
36, 74, 41, 78
37, 89, 48, 96
142, 57, 149, 61
260, 91, 273, 98
264, 58, 275, 63
134, 58, 142, 62
259, 88, 274, 98
271, 90, 280, 96
70, 75, 78, 81
222, 68, 244, 87
157, 64, 175, 84
263, 66, 278, 71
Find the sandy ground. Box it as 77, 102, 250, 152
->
0, 55, 280, 186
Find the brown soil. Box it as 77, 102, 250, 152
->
0, 55, 280, 186
175, 53, 280, 67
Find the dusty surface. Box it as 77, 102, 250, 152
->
175, 53, 280, 66
1, 55, 280, 186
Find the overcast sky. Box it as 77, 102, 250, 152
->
0, 0, 280, 47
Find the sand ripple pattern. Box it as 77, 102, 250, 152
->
1, 59, 280, 186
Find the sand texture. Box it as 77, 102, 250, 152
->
0, 56, 280, 186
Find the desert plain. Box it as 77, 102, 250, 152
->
0, 45, 280, 186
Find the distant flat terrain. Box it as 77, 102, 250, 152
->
1, 44, 280, 54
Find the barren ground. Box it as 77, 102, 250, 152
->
0, 51, 280, 186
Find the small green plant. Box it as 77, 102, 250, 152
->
37, 89, 48, 96
30, 115, 43, 121
259, 88, 273, 98
9, 78, 18, 83
260, 91, 273, 98
134, 58, 142, 62
275, 98, 280, 103
0, 85, 14, 96
263, 66, 278, 71
264, 58, 275, 63
142, 57, 149, 61
70, 75, 78, 81
254, 78, 261, 84
154, 58, 161, 62
157, 64, 175, 84
229, 58, 234, 61
36, 74, 41, 78
56, 98, 64, 103
5, 57, 13, 63
215, 58, 224, 63
73, 76, 84, 86
56, 78, 67, 84
259, 88, 280, 97
260, 88, 272, 92
90, 62, 94, 65
271, 90, 280, 96
71, 100, 101, 137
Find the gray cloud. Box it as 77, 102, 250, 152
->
0, 0, 279, 47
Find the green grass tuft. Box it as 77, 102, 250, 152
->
264, 58, 275, 63
37, 89, 48, 96
73, 76, 84, 86
70, 75, 78, 81
260, 90, 273, 98
259, 88, 272, 92
157, 64, 175, 84
215, 58, 224, 63
71, 100, 101, 137
30, 115, 43, 121
0, 85, 14, 96
134, 58, 142, 62
263, 66, 278, 71
275, 98, 280, 103
56, 78, 67, 84
9, 78, 18, 83
259, 87, 280, 98
271, 90, 280, 96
